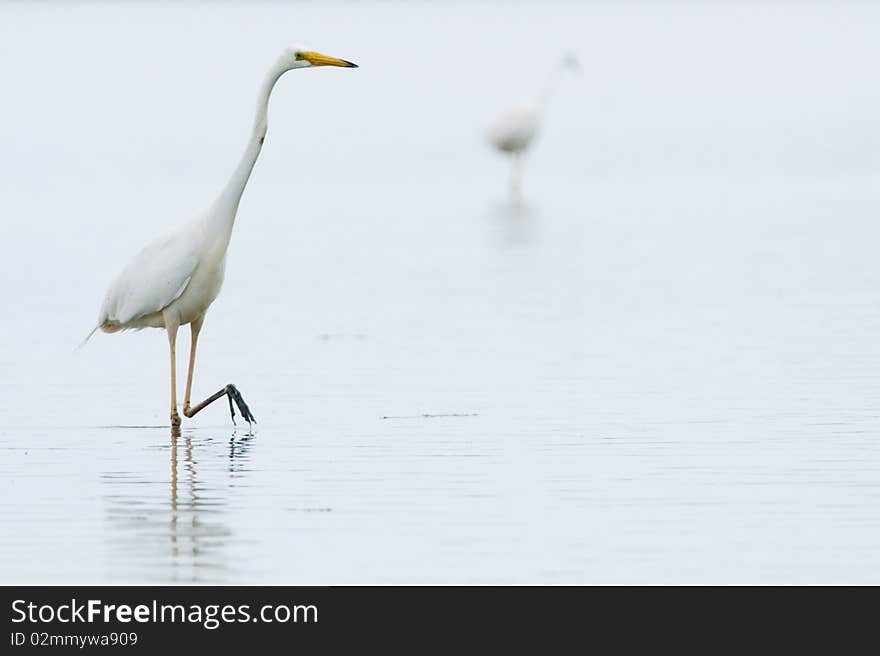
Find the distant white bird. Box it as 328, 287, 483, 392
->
487, 53, 579, 196
85, 45, 357, 429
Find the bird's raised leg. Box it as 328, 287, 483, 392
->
163, 308, 181, 428
181, 315, 256, 428
184, 384, 256, 429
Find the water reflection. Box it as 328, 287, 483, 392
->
167, 430, 194, 577
228, 433, 255, 470
489, 197, 538, 246
102, 428, 253, 582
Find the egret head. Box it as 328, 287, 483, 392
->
283, 44, 358, 71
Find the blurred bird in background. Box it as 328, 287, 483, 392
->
486, 53, 580, 198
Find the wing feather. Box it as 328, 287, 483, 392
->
99, 227, 200, 326
487, 109, 538, 152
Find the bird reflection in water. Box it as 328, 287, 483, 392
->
167, 427, 191, 571
228, 431, 255, 468
103, 427, 253, 582
489, 197, 538, 247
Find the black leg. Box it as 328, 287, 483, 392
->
225, 384, 256, 425
184, 383, 256, 429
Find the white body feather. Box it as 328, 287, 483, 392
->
487, 109, 538, 154
98, 213, 226, 330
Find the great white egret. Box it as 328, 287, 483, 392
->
486, 53, 579, 196
85, 45, 357, 429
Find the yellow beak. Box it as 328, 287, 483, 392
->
301, 51, 358, 68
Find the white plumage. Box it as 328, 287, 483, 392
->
99, 222, 201, 329
88, 44, 357, 428
487, 109, 539, 154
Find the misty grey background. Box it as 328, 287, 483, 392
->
1, 1, 879, 583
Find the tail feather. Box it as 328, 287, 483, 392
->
77, 325, 100, 350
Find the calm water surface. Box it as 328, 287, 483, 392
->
1, 1, 880, 583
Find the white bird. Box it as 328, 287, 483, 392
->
85, 44, 358, 429
486, 53, 579, 197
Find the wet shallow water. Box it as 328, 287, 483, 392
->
2, 1, 880, 583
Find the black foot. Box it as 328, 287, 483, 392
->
225, 384, 256, 427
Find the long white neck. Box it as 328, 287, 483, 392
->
535, 61, 569, 116
206, 58, 288, 245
